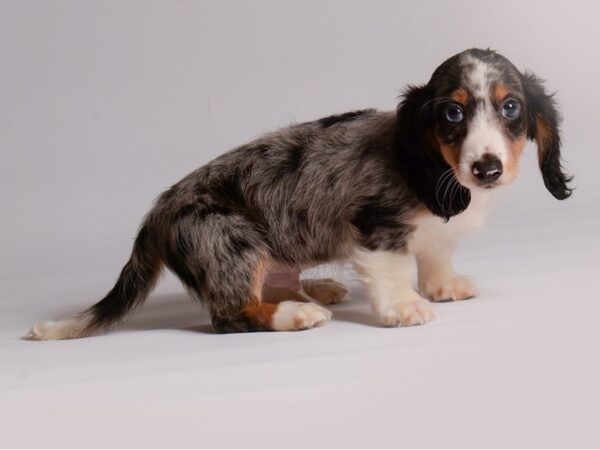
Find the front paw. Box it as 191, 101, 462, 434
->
379, 297, 436, 327
419, 275, 479, 302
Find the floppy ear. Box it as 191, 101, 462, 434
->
395, 85, 470, 221
521, 71, 573, 199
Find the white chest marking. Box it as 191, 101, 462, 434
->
407, 191, 490, 255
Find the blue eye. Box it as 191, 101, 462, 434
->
445, 104, 464, 123
501, 98, 521, 119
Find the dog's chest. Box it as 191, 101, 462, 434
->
407, 192, 490, 254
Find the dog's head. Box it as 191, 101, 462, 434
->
396, 48, 572, 220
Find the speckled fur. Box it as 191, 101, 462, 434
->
27, 48, 572, 339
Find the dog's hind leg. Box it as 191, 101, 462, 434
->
165, 213, 331, 333
206, 256, 330, 333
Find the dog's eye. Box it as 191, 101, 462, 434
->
501, 98, 521, 119
444, 104, 464, 123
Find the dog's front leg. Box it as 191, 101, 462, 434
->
352, 249, 435, 327
415, 241, 478, 302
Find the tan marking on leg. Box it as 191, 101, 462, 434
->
214, 255, 279, 332
218, 257, 331, 332
251, 255, 269, 300
239, 301, 279, 329
238, 255, 281, 328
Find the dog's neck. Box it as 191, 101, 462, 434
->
406, 189, 491, 255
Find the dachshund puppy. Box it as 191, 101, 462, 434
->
28, 48, 572, 339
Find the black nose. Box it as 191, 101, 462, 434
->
472, 155, 503, 184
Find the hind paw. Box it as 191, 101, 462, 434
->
271, 301, 332, 331
301, 278, 350, 305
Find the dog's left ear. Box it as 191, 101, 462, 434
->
396, 84, 470, 221
521, 71, 573, 199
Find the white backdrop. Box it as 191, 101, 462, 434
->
1, 0, 599, 281
2, 1, 600, 447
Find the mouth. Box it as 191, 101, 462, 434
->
454, 170, 503, 191
479, 181, 499, 189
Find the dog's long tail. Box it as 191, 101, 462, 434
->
27, 224, 162, 340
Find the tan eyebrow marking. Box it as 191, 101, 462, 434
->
493, 83, 509, 102
450, 88, 469, 105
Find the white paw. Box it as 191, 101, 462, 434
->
301, 278, 350, 305
271, 301, 332, 331
419, 275, 479, 302
379, 297, 436, 327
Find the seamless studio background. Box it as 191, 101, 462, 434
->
1, 0, 599, 447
